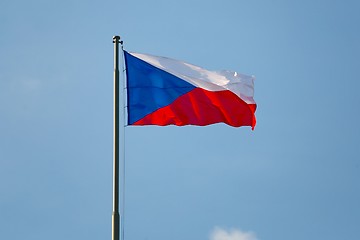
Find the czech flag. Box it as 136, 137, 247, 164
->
124, 51, 257, 129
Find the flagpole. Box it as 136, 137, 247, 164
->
112, 35, 121, 240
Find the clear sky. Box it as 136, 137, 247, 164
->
1, 0, 360, 240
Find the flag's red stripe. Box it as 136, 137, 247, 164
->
132, 88, 257, 129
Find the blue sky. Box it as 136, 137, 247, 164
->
1, 0, 360, 240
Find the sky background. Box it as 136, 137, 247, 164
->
1, 0, 360, 240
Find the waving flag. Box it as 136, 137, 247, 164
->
124, 51, 256, 129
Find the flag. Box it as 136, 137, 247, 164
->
124, 51, 257, 129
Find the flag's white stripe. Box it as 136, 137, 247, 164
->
129, 52, 256, 104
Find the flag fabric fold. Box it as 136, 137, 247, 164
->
124, 51, 257, 129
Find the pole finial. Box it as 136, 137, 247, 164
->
113, 35, 121, 43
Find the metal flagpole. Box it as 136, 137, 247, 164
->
112, 35, 121, 240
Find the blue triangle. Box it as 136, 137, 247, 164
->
124, 51, 196, 125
